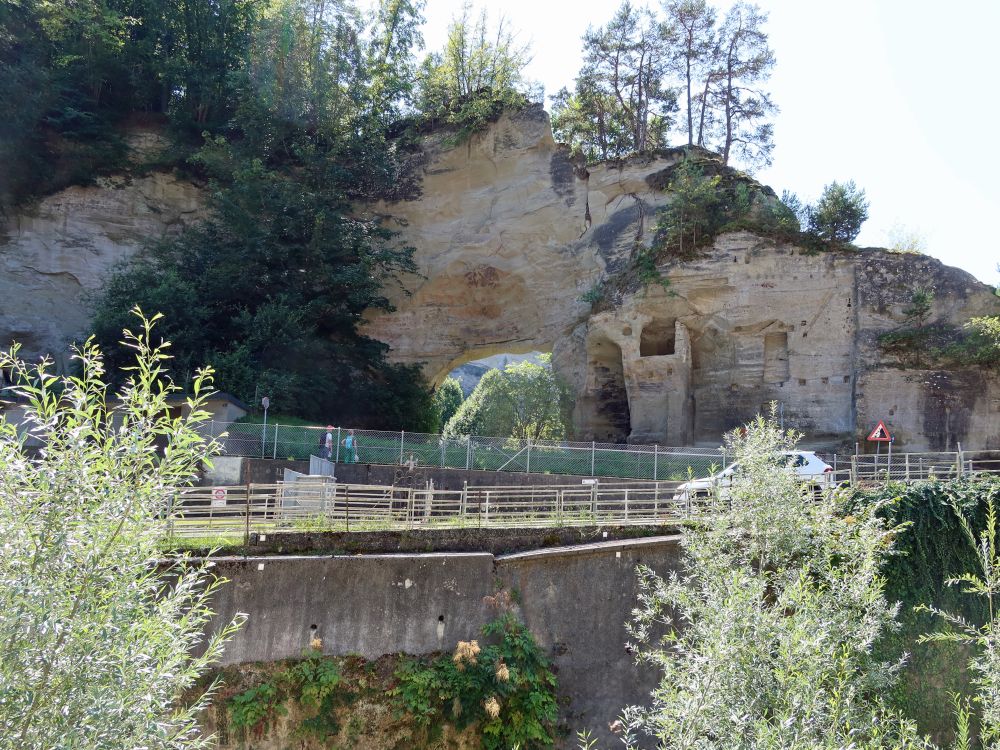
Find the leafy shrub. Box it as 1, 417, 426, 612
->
443, 356, 572, 441
879, 315, 1000, 369
228, 649, 344, 739
229, 680, 285, 736
0, 314, 244, 748
578, 280, 607, 306
623, 408, 928, 748
393, 613, 558, 750
434, 377, 465, 432
415, 7, 533, 140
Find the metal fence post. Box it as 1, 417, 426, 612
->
400, 431, 405, 464
590, 441, 596, 476
273, 424, 278, 459
407, 486, 414, 530
957, 442, 964, 477
653, 444, 659, 481
335, 427, 341, 463
466, 436, 472, 470
526, 441, 531, 474
244, 484, 251, 552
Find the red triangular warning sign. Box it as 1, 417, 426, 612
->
866, 420, 892, 442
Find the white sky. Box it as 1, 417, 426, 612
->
417, 0, 1000, 285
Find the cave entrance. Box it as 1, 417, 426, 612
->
640, 320, 676, 357
586, 334, 631, 442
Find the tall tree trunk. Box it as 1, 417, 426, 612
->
685, 51, 693, 146
696, 74, 712, 146
723, 75, 733, 165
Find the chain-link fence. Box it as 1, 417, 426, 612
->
206, 421, 727, 481
204, 421, 1000, 484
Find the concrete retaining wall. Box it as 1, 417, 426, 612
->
208, 553, 495, 663
203, 536, 682, 745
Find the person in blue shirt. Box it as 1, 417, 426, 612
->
342, 429, 358, 463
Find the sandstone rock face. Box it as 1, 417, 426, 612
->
365, 108, 1000, 450
0, 173, 203, 365
364, 105, 687, 383
1, 110, 996, 451
562, 236, 999, 449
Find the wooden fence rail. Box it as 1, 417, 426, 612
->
165, 454, 1000, 544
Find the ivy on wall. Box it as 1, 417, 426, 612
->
848, 476, 1000, 741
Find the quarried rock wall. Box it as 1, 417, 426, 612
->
362, 111, 999, 450
0, 172, 203, 365
1, 109, 996, 450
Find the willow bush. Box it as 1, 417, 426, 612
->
0, 312, 243, 750
622, 409, 929, 749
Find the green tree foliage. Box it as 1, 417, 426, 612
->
623, 410, 928, 749
0, 0, 262, 207
964, 316, 1000, 365
394, 611, 558, 750
0, 315, 243, 749
551, 2, 677, 161
808, 179, 870, 242
778, 189, 807, 230
443, 357, 571, 440
664, 0, 716, 148
415, 5, 532, 136
553, 0, 776, 169
903, 288, 935, 328
653, 159, 723, 257
704, 1, 777, 168
433, 377, 465, 431
367, 0, 427, 124
90, 0, 437, 430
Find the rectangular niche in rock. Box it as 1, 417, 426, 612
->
763, 331, 790, 383
640, 320, 676, 357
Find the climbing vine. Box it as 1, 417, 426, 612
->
847, 476, 1000, 740
848, 477, 1000, 615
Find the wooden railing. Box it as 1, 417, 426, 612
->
165, 452, 1000, 544
164, 479, 700, 543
